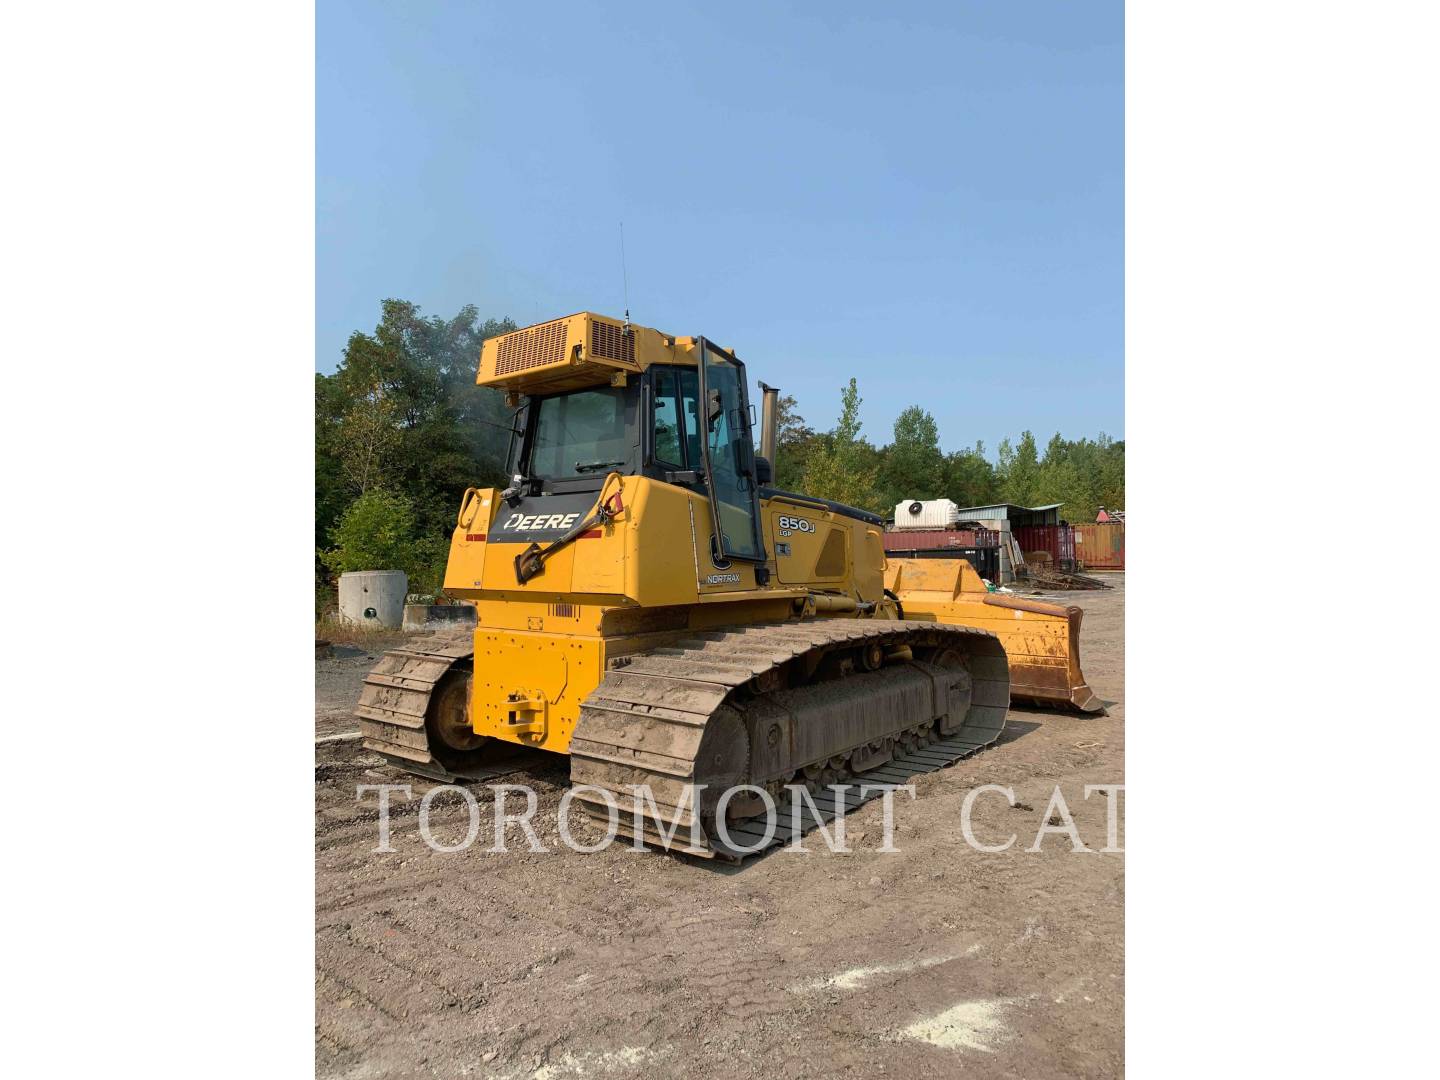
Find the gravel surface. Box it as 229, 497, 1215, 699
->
316, 578, 1125, 1078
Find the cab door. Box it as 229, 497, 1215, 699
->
696, 338, 766, 563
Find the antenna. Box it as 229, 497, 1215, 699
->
619, 221, 631, 333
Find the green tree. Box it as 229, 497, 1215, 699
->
315, 301, 517, 549
322, 489, 419, 576
335, 381, 401, 494
1032, 432, 1088, 518
315, 373, 352, 549
316, 301, 520, 606
320, 488, 454, 597
770, 392, 816, 491
994, 430, 1126, 522
996, 430, 1041, 506
878, 405, 945, 511
802, 378, 882, 512
942, 440, 1000, 508
1095, 434, 1125, 515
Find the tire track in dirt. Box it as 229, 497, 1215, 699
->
315, 580, 1126, 1078
343, 915, 479, 1006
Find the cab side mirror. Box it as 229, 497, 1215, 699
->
754, 455, 773, 485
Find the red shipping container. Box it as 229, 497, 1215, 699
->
1013, 525, 1076, 568
883, 528, 999, 552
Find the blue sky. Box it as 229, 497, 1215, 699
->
318, 1, 1122, 455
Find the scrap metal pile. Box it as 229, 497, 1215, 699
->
1021, 564, 1113, 590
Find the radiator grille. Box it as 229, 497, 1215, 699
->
589, 319, 636, 363
495, 319, 570, 374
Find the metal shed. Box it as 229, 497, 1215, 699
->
950, 503, 1070, 579
952, 503, 1064, 528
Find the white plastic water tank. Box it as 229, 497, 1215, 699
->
892, 498, 960, 530
338, 570, 408, 628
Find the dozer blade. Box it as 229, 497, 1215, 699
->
885, 557, 1105, 714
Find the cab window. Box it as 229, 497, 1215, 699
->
679, 368, 703, 468
652, 369, 683, 466
651, 366, 704, 470
529, 386, 629, 480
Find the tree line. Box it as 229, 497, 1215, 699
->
316, 302, 1124, 598
779, 377, 1124, 522
316, 301, 515, 599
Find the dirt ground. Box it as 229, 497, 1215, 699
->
316, 577, 1124, 1079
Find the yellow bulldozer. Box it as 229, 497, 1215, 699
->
357, 312, 1100, 859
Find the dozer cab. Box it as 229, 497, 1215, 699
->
356, 312, 1097, 859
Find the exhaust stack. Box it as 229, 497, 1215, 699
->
758, 381, 780, 466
